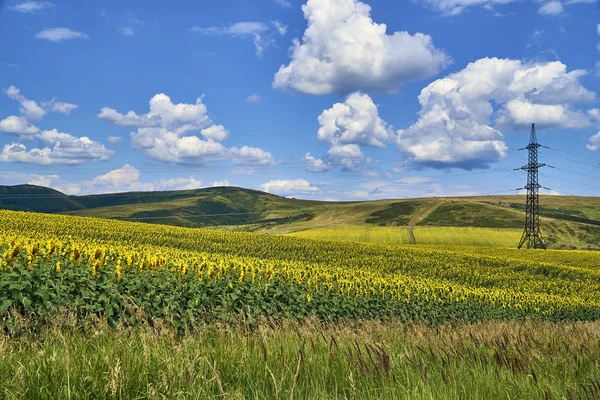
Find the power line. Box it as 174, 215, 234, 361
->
544, 146, 600, 163
0, 148, 519, 174
552, 166, 600, 182
539, 151, 599, 169
540, 172, 600, 191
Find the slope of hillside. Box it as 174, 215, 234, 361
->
0, 185, 84, 213
0, 184, 598, 250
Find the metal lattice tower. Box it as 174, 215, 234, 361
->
516, 123, 547, 249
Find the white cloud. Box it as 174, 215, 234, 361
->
272, 0, 448, 95
272, 20, 288, 35
397, 58, 595, 169
307, 92, 391, 172
538, 1, 564, 15
587, 131, 600, 151
0, 116, 40, 135
212, 180, 231, 187
191, 22, 274, 56
41, 98, 78, 115
101, 93, 277, 166
327, 144, 365, 171
107, 135, 122, 144
98, 107, 159, 128
245, 94, 261, 103
120, 27, 135, 36
3, 85, 78, 121
260, 179, 319, 195
99, 93, 209, 133
419, 0, 517, 15
93, 164, 141, 187
1, 86, 109, 165
317, 92, 391, 148
275, 0, 292, 6
421, 0, 592, 14
304, 152, 332, 172
5, 86, 46, 120
35, 28, 89, 42
0, 130, 112, 165
4, 165, 204, 195
10, 1, 54, 13
192, 22, 270, 36
496, 99, 590, 129
200, 125, 229, 142
75, 165, 203, 194
230, 146, 277, 165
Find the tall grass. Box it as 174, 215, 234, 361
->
1, 318, 599, 399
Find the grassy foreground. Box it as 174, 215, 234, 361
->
1, 319, 599, 399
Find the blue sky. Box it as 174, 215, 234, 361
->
0, 0, 598, 200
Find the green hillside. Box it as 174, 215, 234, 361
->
0, 184, 598, 250
0, 185, 84, 213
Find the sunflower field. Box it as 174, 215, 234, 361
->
1, 209, 600, 332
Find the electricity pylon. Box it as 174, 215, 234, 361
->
516, 123, 548, 249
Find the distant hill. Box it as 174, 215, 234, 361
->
0, 184, 599, 250
0, 185, 84, 213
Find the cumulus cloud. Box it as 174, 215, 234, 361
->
55, 165, 202, 194
306, 92, 392, 172
5, 86, 46, 120
0, 165, 206, 195
10, 1, 53, 13
0, 116, 40, 135
318, 92, 391, 147
35, 27, 89, 42
538, 1, 565, 15
201, 125, 229, 141
272, 0, 448, 95
260, 179, 319, 195
327, 144, 366, 171
211, 180, 231, 187
3, 85, 78, 121
0, 86, 110, 165
587, 131, 600, 151
0, 130, 112, 165
304, 152, 332, 172
99, 93, 209, 134
397, 58, 596, 169
100, 93, 277, 166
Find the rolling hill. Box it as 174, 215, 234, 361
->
0, 184, 598, 250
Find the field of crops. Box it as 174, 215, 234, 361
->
288, 226, 411, 244
289, 226, 523, 247
1, 209, 600, 332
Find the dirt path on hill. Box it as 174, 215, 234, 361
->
408, 201, 445, 244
